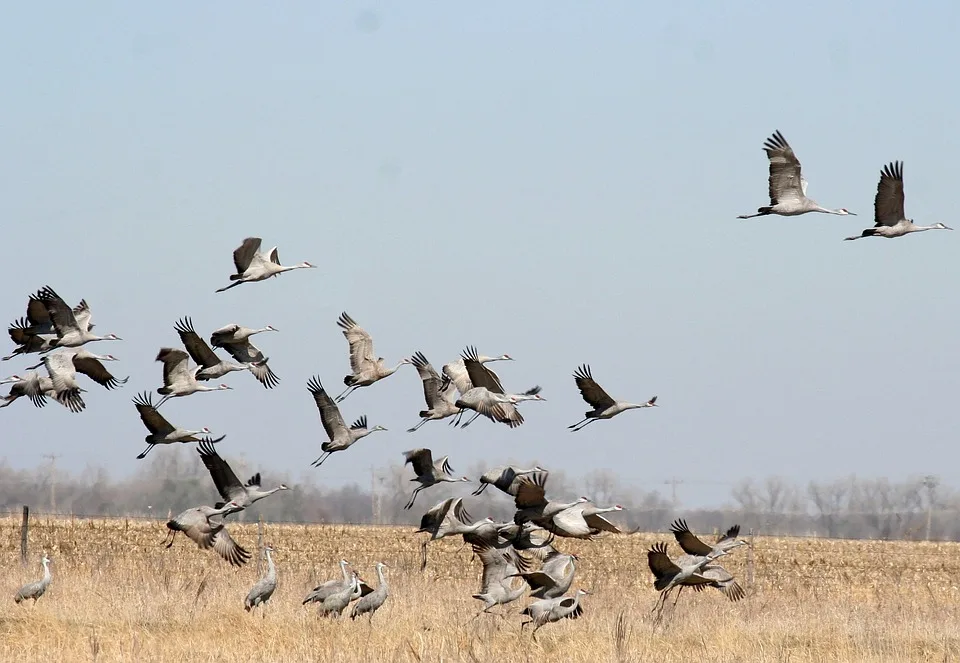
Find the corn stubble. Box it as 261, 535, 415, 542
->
2, 516, 959, 662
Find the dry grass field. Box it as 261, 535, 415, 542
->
2, 515, 959, 662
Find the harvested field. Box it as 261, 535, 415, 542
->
2, 515, 959, 662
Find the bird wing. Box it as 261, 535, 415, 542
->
647, 542, 681, 580
43, 352, 77, 390
211, 526, 251, 567
411, 351, 444, 408
25, 296, 51, 327
474, 542, 523, 593
584, 512, 622, 534
268, 247, 281, 265
514, 472, 549, 508
874, 161, 906, 227
197, 440, 246, 503
418, 498, 454, 533
437, 455, 455, 476
572, 365, 616, 409
462, 346, 504, 393
716, 524, 740, 544
442, 358, 473, 395
209, 324, 240, 347
37, 286, 80, 337
697, 565, 745, 601
174, 318, 221, 368
73, 300, 93, 331
232, 237, 262, 274
670, 519, 714, 556
156, 348, 192, 386
403, 448, 434, 477
541, 552, 574, 583
72, 355, 128, 390
221, 340, 279, 388
133, 392, 174, 435
307, 377, 347, 440
337, 313, 375, 374
763, 131, 804, 207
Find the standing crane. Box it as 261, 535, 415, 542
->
154, 348, 232, 407
407, 351, 460, 431
245, 545, 277, 613
303, 560, 355, 605
520, 588, 589, 641
132, 392, 221, 459
568, 364, 657, 431
35, 286, 122, 348
207, 323, 279, 388
307, 377, 386, 467
14, 555, 52, 604
737, 131, 854, 219
402, 448, 470, 509
164, 501, 251, 566
197, 439, 289, 510
215, 237, 315, 292
334, 312, 411, 402
317, 574, 360, 618
351, 562, 389, 620
844, 161, 952, 240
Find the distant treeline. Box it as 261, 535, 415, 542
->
1, 449, 956, 541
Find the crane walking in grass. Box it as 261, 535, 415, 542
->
14, 555, 52, 604
245, 545, 277, 614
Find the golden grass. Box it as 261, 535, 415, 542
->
2, 515, 960, 662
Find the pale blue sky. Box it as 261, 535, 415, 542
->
2, 2, 958, 508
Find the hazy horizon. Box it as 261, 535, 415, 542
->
2, 3, 958, 510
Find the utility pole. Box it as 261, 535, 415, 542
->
664, 477, 683, 509
42, 454, 61, 512
370, 466, 381, 524
922, 475, 939, 541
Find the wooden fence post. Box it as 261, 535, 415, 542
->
20, 505, 29, 566
746, 527, 755, 592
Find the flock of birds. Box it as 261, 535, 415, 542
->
7, 131, 952, 634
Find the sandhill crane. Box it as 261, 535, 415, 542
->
351, 562, 389, 620
496, 522, 559, 561
31, 349, 127, 391
155, 347, 232, 407
407, 351, 460, 431
38, 352, 88, 413
738, 131, 854, 219
520, 588, 589, 641
845, 161, 952, 241
307, 377, 386, 467
0, 372, 62, 410
402, 448, 470, 509
4, 291, 89, 360
174, 317, 260, 382
35, 286, 121, 348
335, 312, 410, 402
216, 237, 315, 292
318, 573, 360, 618
132, 392, 221, 459
568, 365, 657, 431
245, 545, 277, 613
676, 556, 745, 602
473, 465, 544, 497
303, 559, 354, 605
545, 503, 626, 539
670, 519, 748, 557
646, 542, 728, 619
416, 497, 496, 570
207, 324, 279, 389
470, 540, 531, 616
512, 471, 590, 527
197, 439, 289, 510
164, 501, 251, 566
14, 555, 52, 604
510, 550, 577, 599
442, 351, 513, 394
452, 346, 544, 428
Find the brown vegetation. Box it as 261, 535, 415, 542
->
2, 516, 959, 662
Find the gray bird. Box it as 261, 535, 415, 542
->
844, 161, 952, 241
303, 559, 354, 605
568, 364, 657, 432
512, 471, 589, 527
470, 541, 531, 616
307, 376, 386, 467
520, 588, 590, 641
472, 465, 544, 497
174, 317, 269, 384
206, 321, 280, 389
132, 392, 222, 459
670, 519, 748, 558
318, 573, 359, 618
334, 312, 411, 403
14, 554, 52, 604
646, 542, 729, 619
245, 545, 277, 613
407, 351, 460, 432
351, 562, 389, 620
164, 501, 250, 566
197, 439, 288, 510
737, 131, 854, 219
510, 550, 578, 599
215, 237, 315, 293
402, 448, 470, 510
